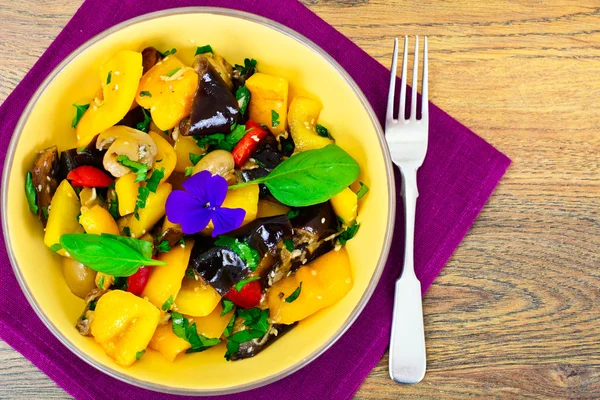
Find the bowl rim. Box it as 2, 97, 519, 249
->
1, 6, 396, 396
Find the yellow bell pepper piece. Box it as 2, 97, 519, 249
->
148, 322, 191, 362
44, 180, 84, 255
125, 182, 172, 238
173, 135, 205, 173
114, 173, 139, 216
246, 73, 288, 135
257, 199, 290, 218
268, 248, 353, 324
91, 290, 160, 367
175, 277, 221, 317
330, 187, 358, 225
202, 184, 259, 235
148, 131, 177, 182
288, 96, 333, 152
193, 303, 234, 339
136, 56, 198, 131
142, 238, 194, 309
76, 50, 143, 147
79, 205, 120, 235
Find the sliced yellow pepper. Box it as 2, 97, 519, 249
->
114, 173, 139, 216
173, 135, 205, 173
148, 131, 177, 182
44, 180, 84, 255
246, 73, 288, 135
330, 187, 358, 225
148, 322, 191, 362
257, 199, 290, 218
175, 277, 221, 317
91, 290, 160, 367
76, 50, 143, 147
288, 96, 333, 152
79, 204, 120, 235
202, 184, 259, 235
193, 303, 234, 339
268, 248, 353, 324
125, 182, 172, 238
136, 56, 198, 131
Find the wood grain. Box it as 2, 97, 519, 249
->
1, 0, 599, 398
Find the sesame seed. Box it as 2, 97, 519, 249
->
317, 295, 322, 300
46, 187, 50, 193
114, 71, 120, 75
169, 85, 173, 91
345, 278, 351, 284
163, 56, 169, 62
123, 141, 129, 145
302, 259, 307, 265
114, 84, 119, 90
37, 184, 42, 191
190, 39, 195, 44
311, 270, 317, 276
180, 243, 185, 248
141, 230, 146, 234
67, 192, 72, 198
131, 233, 136, 238
92, 105, 98, 111
321, 218, 326, 224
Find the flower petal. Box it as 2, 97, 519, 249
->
165, 190, 213, 234
182, 170, 213, 203
206, 174, 228, 208
211, 207, 246, 237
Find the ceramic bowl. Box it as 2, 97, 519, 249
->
1, 7, 395, 395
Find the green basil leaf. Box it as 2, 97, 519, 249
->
101, 232, 156, 259
136, 108, 151, 133
221, 299, 235, 317
162, 295, 174, 311
356, 182, 369, 199
271, 110, 280, 127
59, 234, 165, 276
316, 124, 334, 140
234, 276, 260, 292
146, 168, 165, 193
338, 220, 360, 246
71, 104, 90, 128
285, 282, 302, 303
195, 44, 213, 55
25, 172, 38, 214
229, 144, 360, 207
139, 91, 152, 98
235, 86, 250, 116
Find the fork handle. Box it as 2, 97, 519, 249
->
389, 168, 427, 384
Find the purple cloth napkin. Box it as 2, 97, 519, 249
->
0, 0, 510, 399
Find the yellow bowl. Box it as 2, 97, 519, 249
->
1, 7, 395, 395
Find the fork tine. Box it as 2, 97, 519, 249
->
399, 36, 408, 121
421, 36, 428, 120
386, 37, 399, 124
409, 36, 419, 120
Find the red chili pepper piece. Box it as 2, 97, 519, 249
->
224, 280, 262, 309
66, 166, 113, 188
232, 119, 270, 168
126, 266, 152, 296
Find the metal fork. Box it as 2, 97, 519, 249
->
386, 36, 428, 384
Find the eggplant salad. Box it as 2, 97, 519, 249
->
25, 46, 369, 367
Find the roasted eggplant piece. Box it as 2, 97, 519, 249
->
278, 133, 295, 157
181, 55, 240, 136
141, 47, 163, 75
189, 244, 250, 296
231, 215, 293, 257
252, 134, 283, 169
31, 146, 59, 226
116, 107, 148, 130
292, 202, 338, 241
57, 141, 105, 181
229, 323, 296, 361
232, 64, 256, 92
155, 227, 184, 250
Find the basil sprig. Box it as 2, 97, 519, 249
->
229, 144, 360, 207
59, 233, 166, 277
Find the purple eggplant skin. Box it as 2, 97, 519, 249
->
189, 245, 250, 296
252, 134, 283, 169
229, 323, 297, 361
291, 202, 338, 241
182, 55, 240, 136
57, 143, 105, 182
231, 215, 293, 258
232, 65, 256, 93
141, 47, 163, 75
116, 107, 148, 130
31, 146, 59, 227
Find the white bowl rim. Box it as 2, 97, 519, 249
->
1, 6, 396, 396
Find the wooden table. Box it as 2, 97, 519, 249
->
1, 0, 599, 398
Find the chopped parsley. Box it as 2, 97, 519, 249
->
316, 124, 334, 140
165, 67, 181, 77
161, 295, 174, 311
108, 192, 119, 220
41, 206, 49, 220
195, 44, 214, 55
136, 108, 151, 133
356, 182, 369, 200
194, 124, 248, 152
223, 312, 236, 337
159, 48, 177, 57
25, 171, 38, 214
146, 168, 165, 193
117, 155, 149, 183
189, 153, 204, 166
184, 166, 194, 177
139, 91, 152, 98
338, 220, 360, 246
285, 282, 302, 303
157, 240, 171, 253
122, 226, 131, 237
224, 308, 269, 361
221, 299, 235, 316
98, 275, 105, 290
49, 243, 62, 254
134, 186, 150, 220
235, 86, 250, 116
283, 238, 294, 252
234, 58, 257, 75
271, 110, 280, 128
234, 277, 260, 292
287, 209, 300, 219
135, 350, 145, 360
214, 236, 260, 271
106, 71, 112, 85
88, 300, 98, 311
71, 104, 90, 128
171, 312, 221, 353
185, 268, 196, 279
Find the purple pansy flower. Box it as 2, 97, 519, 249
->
165, 170, 245, 237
